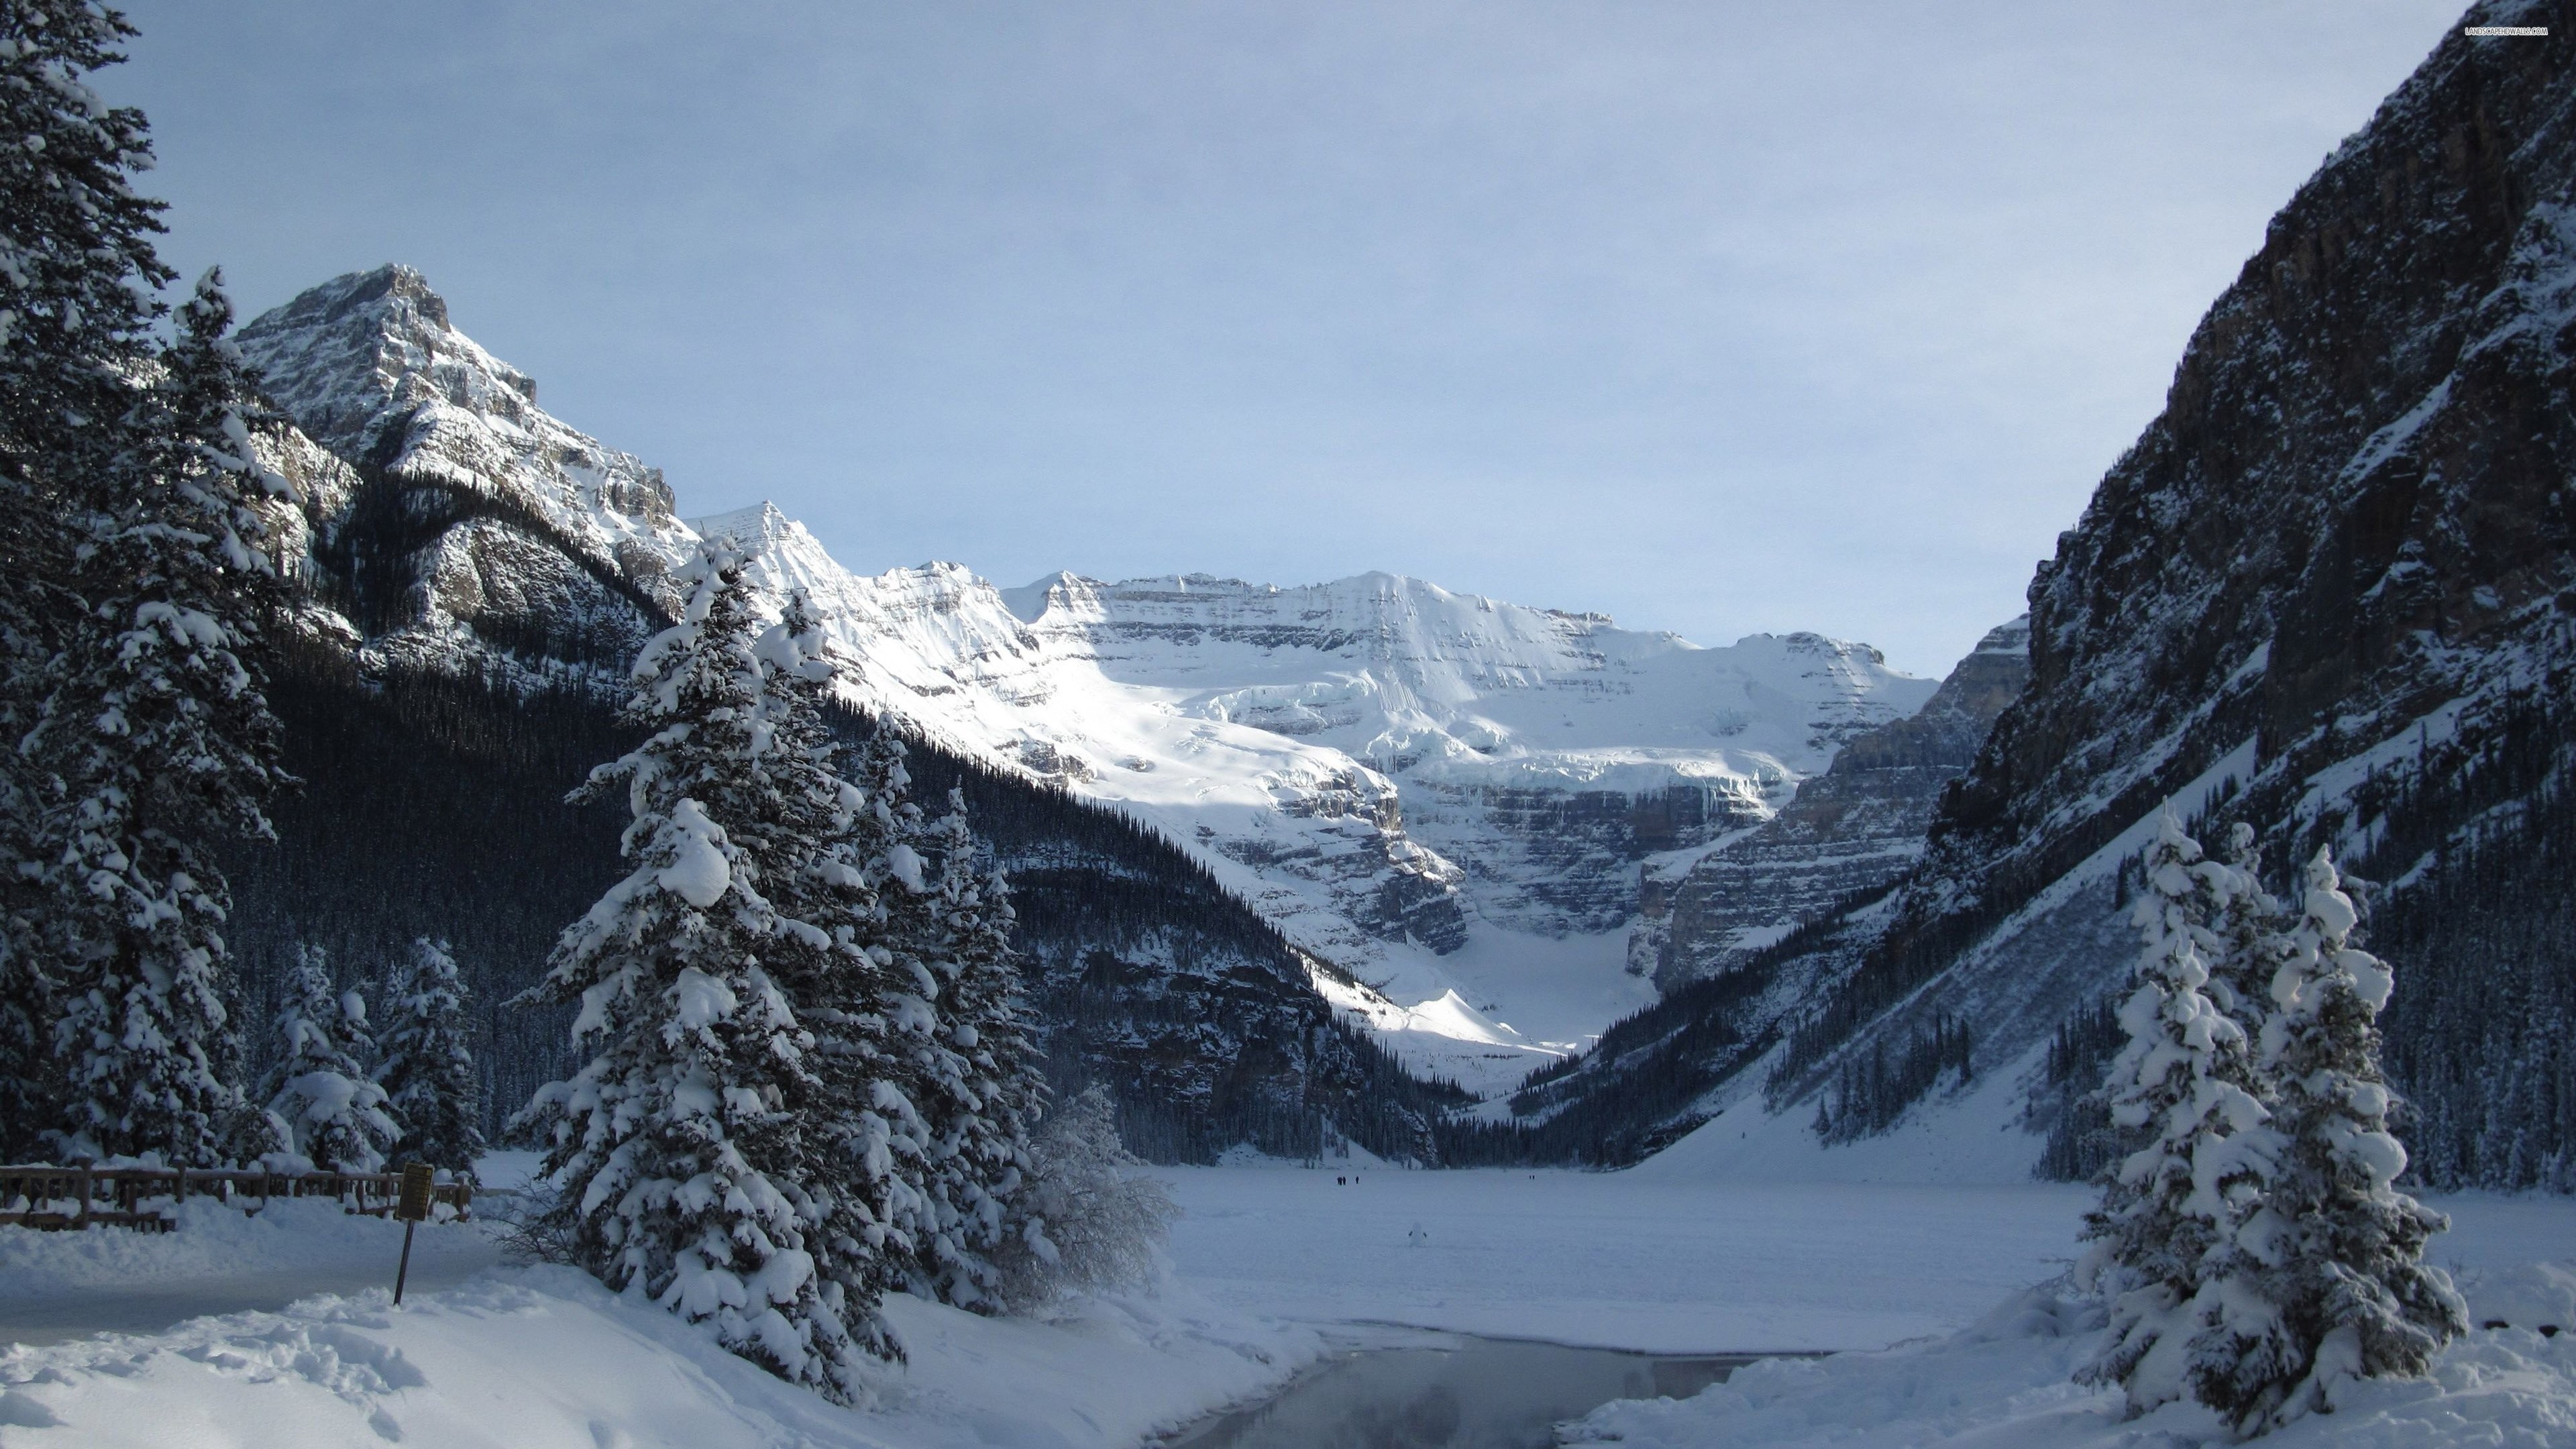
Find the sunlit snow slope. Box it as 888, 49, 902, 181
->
702, 504, 1933, 1091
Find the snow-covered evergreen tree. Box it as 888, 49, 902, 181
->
376, 936, 486, 1181
838, 724, 961, 1300
830, 731, 1042, 1311
514, 552, 870, 1399
258, 947, 398, 1173
38, 272, 292, 1165
2198, 848, 2465, 1427
991, 1085, 1176, 1311
0, 2, 191, 1163
909, 793, 1043, 1310
0, 3, 171, 883
739, 589, 918, 1362
2077, 815, 2278, 1415
2202, 822, 2284, 1028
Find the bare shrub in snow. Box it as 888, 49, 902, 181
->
486, 1179, 582, 1267
992, 1086, 1179, 1311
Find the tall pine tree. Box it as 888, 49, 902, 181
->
0, 1, 174, 1161
515, 552, 869, 1399
2207, 848, 2465, 1426
740, 589, 917, 1362
840, 724, 958, 1300
38, 271, 291, 1164
2077, 815, 2277, 1415
847, 728, 1036, 1306
737, 607, 1042, 1319
911, 793, 1042, 1310
377, 936, 486, 1181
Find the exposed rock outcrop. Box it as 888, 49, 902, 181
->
1643, 618, 2029, 987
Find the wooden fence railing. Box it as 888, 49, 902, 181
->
0, 1164, 474, 1232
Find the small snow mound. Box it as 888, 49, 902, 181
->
2460, 1260, 2576, 1334
885, 842, 926, 892
1959, 1282, 2103, 1344
655, 801, 732, 907
671, 967, 739, 1031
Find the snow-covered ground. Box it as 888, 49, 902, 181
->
0, 1173, 1316, 1448
1562, 1264, 2576, 1449
0, 1266, 1314, 1449
3, 1165, 2571, 1447
0, 1198, 500, 1348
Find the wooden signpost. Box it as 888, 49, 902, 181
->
393, 1162, 435, 1305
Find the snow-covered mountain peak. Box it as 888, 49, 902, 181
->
1000, 572, 1931, 785
1968, 616, 2031, 657
241, 266, 527, 456
239, 266, 682, 554
690, 500, 800, 549
998, 571, 1082, 623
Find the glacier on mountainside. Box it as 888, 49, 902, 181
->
702, 509, 1934, 1089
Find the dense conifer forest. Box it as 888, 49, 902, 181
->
221, 637, 1465, 1167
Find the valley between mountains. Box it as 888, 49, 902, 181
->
12, 5, 2576, 1446
194, 1, 2576, 1193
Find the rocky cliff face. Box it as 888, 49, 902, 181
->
1824, 0, 2576, 1091
1509, 0, 2576, 1177
1641, 617, 2029, 988
237, 266, 686, 682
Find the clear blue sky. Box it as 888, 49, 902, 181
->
107, 1, 2461, 676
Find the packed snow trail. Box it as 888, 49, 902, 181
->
0, 1199, 500, 1348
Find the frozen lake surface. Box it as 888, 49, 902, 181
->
1164, 1331, 1754, 1449
1161, 1165, 2097, 1352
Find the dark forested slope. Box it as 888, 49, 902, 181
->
224, 643, 1464, 1165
